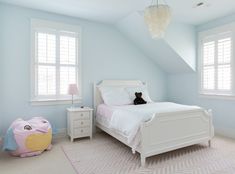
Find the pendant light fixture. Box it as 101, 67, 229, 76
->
144, 0, 171, 39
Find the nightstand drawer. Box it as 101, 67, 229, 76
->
72, 112, 90, 120
74, 127, 90, 136
74, 120, 90, 128
67, 107, 93, 142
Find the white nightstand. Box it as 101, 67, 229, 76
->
67, 107, 93, 142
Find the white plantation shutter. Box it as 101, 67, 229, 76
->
60, 67, 76, 95
32, 20, 81, 102
218, 38, 231, 64
203, 66, 215, 90
38, 65, 56, 95
37, 33, 56, 64
217, 38, 232, 90
201, 31, 233, 95
218, 65, 231, 90
59, 35, 78, 95
36, 32, 57, 96
203, 41, 215, 65
60, 35, 76, 65
202, 41, 215, 90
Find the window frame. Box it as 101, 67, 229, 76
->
198, 22, 235, 98
30, 19, 82, 105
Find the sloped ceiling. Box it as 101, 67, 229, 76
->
117, 12, 194, 73
0, 0, 235, 73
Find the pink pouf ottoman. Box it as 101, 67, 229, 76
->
4, 117, 52, 157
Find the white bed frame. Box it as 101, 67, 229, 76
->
94, 80, 214, 166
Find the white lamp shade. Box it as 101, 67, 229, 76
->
68, 84, 78, 95
144, 4, 171, 39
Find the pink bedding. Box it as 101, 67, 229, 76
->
96, 104, 114, 127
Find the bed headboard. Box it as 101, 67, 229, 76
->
93, 80, 145, 113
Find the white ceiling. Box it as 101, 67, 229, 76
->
0, 0, 235, 25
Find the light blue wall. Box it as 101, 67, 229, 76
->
167, 14, 235, 138
165, 22, 196, 71
0, 4, 167, 135
0, 10, 3, 135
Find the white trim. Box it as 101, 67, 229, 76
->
30, 19, 82, 105
31, 19, 81, 33
198, 22, 235, 97
215, 127, 235, 139
199, 93, 235, 100
31, 98, 82, 106
53, 128, 67, 139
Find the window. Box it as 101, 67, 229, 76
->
199, 24, 234, 97
31, 19, 81, 104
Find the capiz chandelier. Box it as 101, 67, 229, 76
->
144, 0, 171, 39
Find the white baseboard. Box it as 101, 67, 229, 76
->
53, 128, 67, 139
215, 127, 235, 139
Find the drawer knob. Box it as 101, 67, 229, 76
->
81, 129, 83, 133
81, 121, 83, 125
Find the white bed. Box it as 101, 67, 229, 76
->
94, 80, 214, 166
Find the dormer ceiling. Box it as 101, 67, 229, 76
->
0, 0, 235, 25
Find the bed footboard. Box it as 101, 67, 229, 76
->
140, 109, 214, 166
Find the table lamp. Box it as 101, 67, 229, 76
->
68, 84, 78, 108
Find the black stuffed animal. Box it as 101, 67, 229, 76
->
134, 92, 147, 105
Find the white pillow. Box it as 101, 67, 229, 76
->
99, 86, 132, 106
125, 85, 153, 103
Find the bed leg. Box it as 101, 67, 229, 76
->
208, 140, 211, 147
141, 155, 146, 167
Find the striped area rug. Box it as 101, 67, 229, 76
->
62, 133, 235, 174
